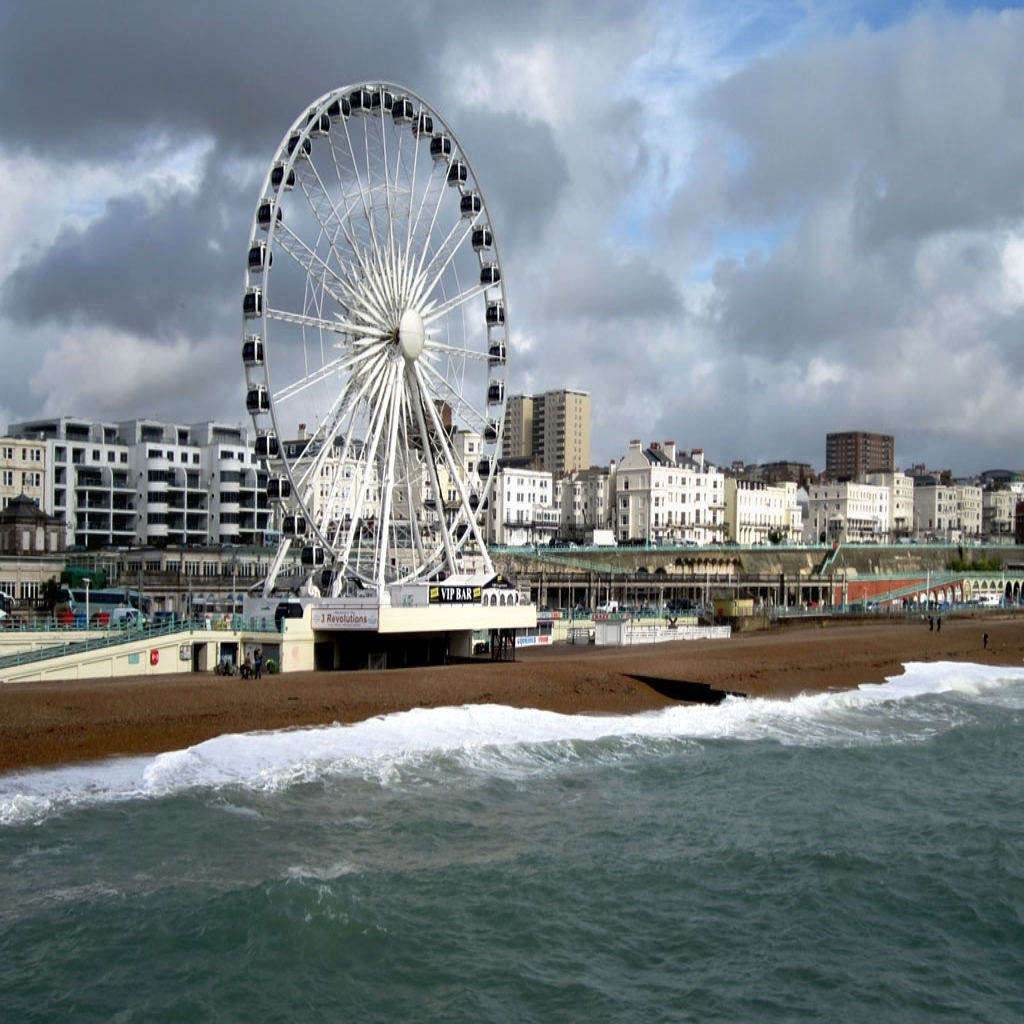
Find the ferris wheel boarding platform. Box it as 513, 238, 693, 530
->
0, 576, 536, 683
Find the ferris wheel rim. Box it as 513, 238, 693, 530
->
242, 82, 508, 596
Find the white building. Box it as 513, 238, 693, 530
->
982, 486, 1022, 541
952, 483, 983, 541
616, 441, 725, 545
488, 466, 558, 546
724, 479, 802, 545
9, 417, 271, 549
866, 470, 915, 538
912, 482, 958, 541
804, 481, 890, 544
555, 464, 615, 540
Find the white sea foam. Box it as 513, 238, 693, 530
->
3, 661, 1023, 824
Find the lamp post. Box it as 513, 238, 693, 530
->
84, 578, 91, 628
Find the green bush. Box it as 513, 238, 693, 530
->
948, 558, 1003, 572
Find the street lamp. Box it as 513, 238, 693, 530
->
84, 577, 91, 628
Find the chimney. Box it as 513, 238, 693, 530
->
664, 441, 676, 462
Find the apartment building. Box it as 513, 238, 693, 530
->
487, 467, 558, 546
982, 486, 1022, 540
912, 481, 971, 540
803, 481, 890, 543
616, 441, 725, 545
825, 431, 894, 481
555, 464, 615, 539
866, 470, 915, 538
724, 479, 802, 545
0, 437, 47, 511
954, 484, 983, 540
501, 389, 590, 476
9, 417, 271, 549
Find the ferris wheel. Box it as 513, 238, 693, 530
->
242, 84, 507, 598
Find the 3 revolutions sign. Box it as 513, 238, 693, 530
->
429, 584, 481, 604
310, 604, 380, 630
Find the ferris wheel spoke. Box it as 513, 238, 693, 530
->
336, 358, 401, 561
266, 306, 354, 337
410, 217, 477, 311
272, 348, 373, 405
418, 358, 490, 433
375, 368, 407, 587
272, 222, 351, 307
295, 156, 399, 327
422, 339, 489, 363
289, 349, 389, 498
408, 364, 458, 572
396, 409, 428, 571
421, 282, 492, 328
414, 362, 492, 562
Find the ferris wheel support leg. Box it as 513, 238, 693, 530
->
263, 538, 294, 597
409, 371, 458, 574
417, 364, 494, 575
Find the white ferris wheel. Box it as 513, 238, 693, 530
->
242, 84, 507, 598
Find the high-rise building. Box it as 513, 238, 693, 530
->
502, 389, 590, 476
502, 395, 534, 461
825, 431, 894, 481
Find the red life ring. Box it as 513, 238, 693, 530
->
150, 649, 160, 666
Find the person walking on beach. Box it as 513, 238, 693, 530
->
929, 615, 934, 631
937, 616, 942, 632
984, 632, 989, 650
253, 647, 263, 679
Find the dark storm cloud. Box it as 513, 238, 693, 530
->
0, 0, 644, 161
2, 156, 247, 340
0, 0, 438, 160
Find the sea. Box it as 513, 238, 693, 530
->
2, 661, 1023, 1023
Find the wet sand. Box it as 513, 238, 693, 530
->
1, 616, 1018, 774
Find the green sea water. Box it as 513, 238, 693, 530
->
2, 661, 1023, 1022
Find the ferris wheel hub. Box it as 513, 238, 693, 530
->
398, 308, 425, 361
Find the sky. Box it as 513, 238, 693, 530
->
2, 0, 1023, 477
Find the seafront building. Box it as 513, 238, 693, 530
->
487, 466, 558, 546
982, 486, 1022, 540
723, 479, 802, 545
7, 417, 272, 549
554, 464, 616, 540
5, 410, 1023, 559
803, 481, 891, 544
615, 441, 726, 545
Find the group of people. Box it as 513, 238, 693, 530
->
241, 647, 264, 679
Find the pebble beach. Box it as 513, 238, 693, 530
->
0, 616, 1017, 774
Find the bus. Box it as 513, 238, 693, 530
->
56, 586, 150, 623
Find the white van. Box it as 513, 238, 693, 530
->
110, 607, 147, 628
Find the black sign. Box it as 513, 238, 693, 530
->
429, 584, 482, 604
